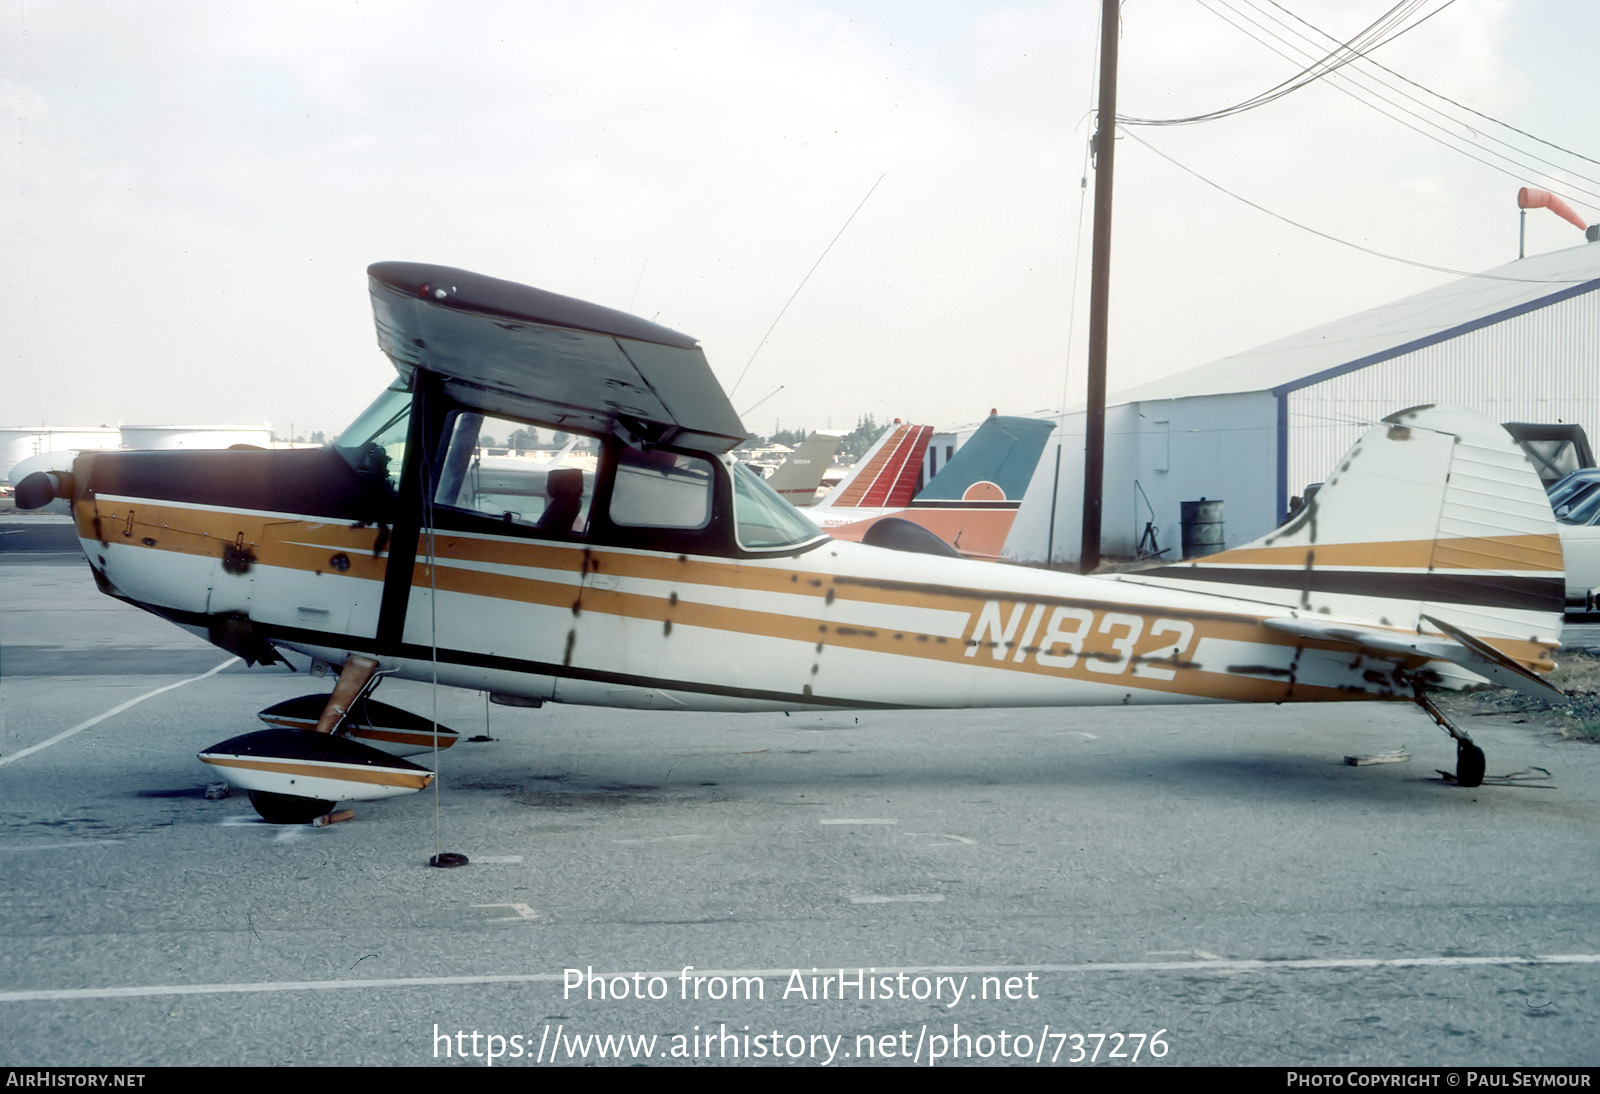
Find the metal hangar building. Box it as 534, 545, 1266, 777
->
1006, 242, 1600, 567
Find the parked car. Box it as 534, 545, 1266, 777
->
1549, 467, 1600, 515
1550, 470, 1600, 613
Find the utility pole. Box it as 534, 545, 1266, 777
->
1080, 0, 1118, 574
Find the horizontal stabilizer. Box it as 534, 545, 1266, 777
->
1262, 616, 1566, 703
1420, 612, 1568, 702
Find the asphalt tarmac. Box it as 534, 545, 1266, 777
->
1, 515, 1596, 1068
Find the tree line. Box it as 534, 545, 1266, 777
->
740, 415, 885, 461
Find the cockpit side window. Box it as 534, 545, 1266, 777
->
588, 442, 825, 556
334, 380, 412, 494
431, 410, 594, 537
609, 449, 714, 530
362, 378, 821, 557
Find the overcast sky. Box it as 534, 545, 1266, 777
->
3, 0, 1596, 440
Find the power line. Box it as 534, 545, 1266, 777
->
1192, 0, 1600, 209
1260, 0, 1600, 173
1117, 0, 1456, 127
1119, 125, 1595, 284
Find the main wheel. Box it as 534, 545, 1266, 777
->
1455, 739, 1486, 788
248, 790, 337, 824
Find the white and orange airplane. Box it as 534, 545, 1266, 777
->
17, 262, 1566, 822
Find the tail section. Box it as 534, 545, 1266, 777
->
820, 421, 933, 509
764, 430, 845, 506
913, 414, 1055, 504
1125, 405, 1565, 691
814, 414, 1056, 560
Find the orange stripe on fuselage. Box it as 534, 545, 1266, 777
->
1191, 534, 1563, 572
77, 496, 389, 581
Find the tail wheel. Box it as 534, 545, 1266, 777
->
1417, 694, 1489, 788
248, 790, 337, 824
1455, 739, 1486, 788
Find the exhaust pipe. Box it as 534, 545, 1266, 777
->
14, 470, 74, 511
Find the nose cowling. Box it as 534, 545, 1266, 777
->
75, 446, 391, 519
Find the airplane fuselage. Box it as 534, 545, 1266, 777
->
70, 455, 1454, 715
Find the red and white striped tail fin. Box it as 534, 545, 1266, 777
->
819, 421, 934, 509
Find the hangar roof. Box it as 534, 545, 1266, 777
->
1112, 242, 1600, 405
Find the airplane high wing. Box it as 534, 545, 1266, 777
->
368, 262, 747, 453
17, 262, 1567, 823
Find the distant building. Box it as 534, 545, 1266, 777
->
3, 424, 274, 483
1, 427, 120, 477
120, 425, 274, 450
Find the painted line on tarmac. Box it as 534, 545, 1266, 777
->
4, 954, 1600, 1004
0, 657, 238, 768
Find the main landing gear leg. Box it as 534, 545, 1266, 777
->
1415, 692, 1486, 788
246, 656, 384, 824
314, 654, 382, 734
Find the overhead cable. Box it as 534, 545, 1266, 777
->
1117, 0, 1457, 127
1120, 125, 1597, 284
1189, 0, 1600, 209
1260, 0, 1600, 172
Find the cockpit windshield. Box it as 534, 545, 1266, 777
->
730, 459, 825, 550
335, 380, 412, 493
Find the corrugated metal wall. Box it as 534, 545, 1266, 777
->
1286, 291, 1600, 498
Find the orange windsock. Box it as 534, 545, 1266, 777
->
1518, 187, 1589, 232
